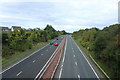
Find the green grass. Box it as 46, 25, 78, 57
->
1, 39, 54, 69
73, 38, 112, 78
93, 57, 113, 78
75, 39, 91, 56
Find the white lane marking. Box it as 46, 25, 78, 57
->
59, 38, 67, 79
46, 49, 48, 51
16, 71, 22, 76
73, 55, 75, 58
50, 47, 51, 48
33, 60, 36, 63
41, 54, 43, 56
0, 39, 55, 74
78, 75, 80, 80
75, 62, 78, 66
71, 37, 100, 80
61, 64, 63, 67
35, 38, 63, 80
59, 68, 62, 80
73, 50, 74, 52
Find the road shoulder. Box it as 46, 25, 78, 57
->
72, 37, 108, 79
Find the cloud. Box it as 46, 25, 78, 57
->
0, 0, 119, 32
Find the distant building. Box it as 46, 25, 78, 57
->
11, 26, 21, 31
26, 28, 33, 31
1, 27, 11, 32
22, 28, 26, 30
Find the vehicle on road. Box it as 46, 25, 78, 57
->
56, 38, 59, 40
50, 42, 53, 45
54, 43, 58, 46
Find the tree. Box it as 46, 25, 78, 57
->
72, 24, 120, 78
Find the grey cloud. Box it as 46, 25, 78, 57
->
0, 0, 119, 32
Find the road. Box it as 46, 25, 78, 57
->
59, 36, 99, 79
2, 36, 64, 79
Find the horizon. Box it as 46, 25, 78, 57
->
0, 0, 119, 33
0, 23, 118, 33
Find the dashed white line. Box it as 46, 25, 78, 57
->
16, 71, 22, 76
73, 50, 74, 52
75, 62, 78, 66
61, 64, 63, 67
1, 41, 50, 74
41, 54, 43, 56
78, 75, 80, 80
33, 60, 36, 63
71, 37, 100, 80
73, 55, 75, 58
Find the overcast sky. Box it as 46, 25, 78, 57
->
0, 0, 119, 32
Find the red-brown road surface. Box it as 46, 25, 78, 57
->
40, 38, 66, 80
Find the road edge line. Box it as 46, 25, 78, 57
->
51, 49, 62, 79
51, 38, 65, 79
71, 37, 100, 80
58, 37, 67, 79
34, 38, 64, 80
89, 55, 110, 79
1, 39, 55, 74
72, 37, 110, 79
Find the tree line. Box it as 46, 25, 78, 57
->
2, 24, 67, 58
72, 24, 120, 78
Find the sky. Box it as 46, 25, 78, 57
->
0, 0, 119, 33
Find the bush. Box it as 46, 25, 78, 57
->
72, 24, 120, 78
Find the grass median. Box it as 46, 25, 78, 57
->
2, 39, 54, 70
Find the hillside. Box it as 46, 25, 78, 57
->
72, 24, 120, 78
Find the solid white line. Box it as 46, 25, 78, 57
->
33, 60, 36, 63
34, 38, 64, 80
90, 55, 110, 79
59, 38, 67, 79
16, 71, 22, 76
1, 39, 56, 74
62, 39, 67, 64
1, 44, 49, 74
51, 48, 64, 79
71, 37, 100, 80
75, 62, 77, 66
59, 68, 62, 80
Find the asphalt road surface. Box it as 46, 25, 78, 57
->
60, 36, 100, 79
2, 36, 64, 79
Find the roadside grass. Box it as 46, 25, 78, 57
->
1, 39, 53, 70
74, 38, 112, 78
93, 57, 113, 77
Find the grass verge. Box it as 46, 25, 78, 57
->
2, 39, 54, 70
74, 38, 111, 78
